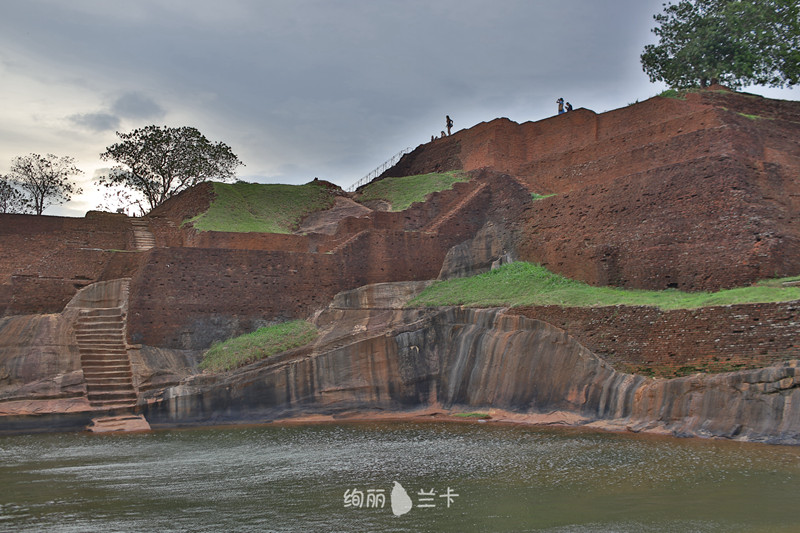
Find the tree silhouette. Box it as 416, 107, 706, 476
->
8, 154, 83, 215
99, 125, 243, 211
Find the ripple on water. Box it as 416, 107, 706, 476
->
1, 422, 799, 532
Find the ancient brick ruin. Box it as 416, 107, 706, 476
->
2, 87, 800, 439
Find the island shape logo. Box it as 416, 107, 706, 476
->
391, 481, 413, 516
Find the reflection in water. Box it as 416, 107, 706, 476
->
1, 422, 799, 532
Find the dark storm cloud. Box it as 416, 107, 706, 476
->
0, 0, 676, 189
67, 93, 164, 132
68, 112, 120, 132
9, 0, 792, 206
111, 93, 165, 120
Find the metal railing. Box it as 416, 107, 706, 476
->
346, 147, 412, 192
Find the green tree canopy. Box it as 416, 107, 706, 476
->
641, 0, 800, 89
7, 154, 83, 215
98, 125, 244, 211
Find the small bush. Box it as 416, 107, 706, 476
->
659, 89, 686, 100
200, 320, 318, 372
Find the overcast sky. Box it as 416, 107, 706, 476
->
1, 0, 796, 217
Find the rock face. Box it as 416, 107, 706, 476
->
142, 284, 800, 445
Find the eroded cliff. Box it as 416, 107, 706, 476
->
141, 283, 800, 445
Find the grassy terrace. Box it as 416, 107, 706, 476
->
200, 320, 318, 373
356, 171, 470, 211
187, 181, 336, 233
409, 262, 800, 310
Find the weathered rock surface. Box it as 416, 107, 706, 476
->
142, 284, 800, 445
0, 280, 198, 422
0, 312, 83, 403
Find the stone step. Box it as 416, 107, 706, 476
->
75, 334, 125, 348
79, 351, 128, 359
83, 370, 133, 379
75, 329, 124, 336
76, 316, 124, 324
81, 355, 130, 366
75, 326, 124, 332
75, 322, 124, 329
80, 349, 128, 357
88, 390, 138, 402
79, 346, 128, 354
77, 313, 124, 320
424, 182, 488, 233
76, 337, 126, 345
78, 345, 127, 352
82, 364, 132, 373
87, 399, 137, 410
79, 308, 124, 318
87, 382, 135, 393
85, 376, 134, 386
87, 415, 150, 433
77, 335, 125, 341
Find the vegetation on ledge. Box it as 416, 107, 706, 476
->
200, 320, 318, 372
356, 171, 469, 211
408, 262, 800, 310
187, 180, 336, 233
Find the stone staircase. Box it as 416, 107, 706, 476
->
75, 307, 138, 410
423, 182, 488, 233
130, 218, 155, 250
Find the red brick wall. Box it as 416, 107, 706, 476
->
127, 229, 456, 348
0, 212, 138, 315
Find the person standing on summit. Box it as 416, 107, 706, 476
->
557, 98, 565, 114
446, 115, 453, 136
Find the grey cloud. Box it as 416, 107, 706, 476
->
68, 112, 120, 132
111, 92, 165, 120
3, 0, 796, 198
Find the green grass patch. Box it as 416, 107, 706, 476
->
658, 89, 687, 100
187, 181, 336, 233
531, 192, 556, 201
737, 112, 769, 121
408, 262, 800, 310
199, 320, 318, 372
356, 171, 469, 211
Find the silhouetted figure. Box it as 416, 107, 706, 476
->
565, 102, 573, 112
557, 98, 565, 115
441, 130, 446, 138
446, 115, 453, 136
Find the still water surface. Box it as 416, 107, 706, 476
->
1, 421, 799, 532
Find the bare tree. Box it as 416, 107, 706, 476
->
0, 176, 31, 214
8, 153, 83, 215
